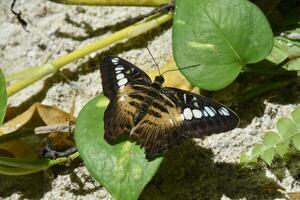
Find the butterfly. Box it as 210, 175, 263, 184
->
100, 56, 239, 160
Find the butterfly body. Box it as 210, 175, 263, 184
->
100, 56, 239, 160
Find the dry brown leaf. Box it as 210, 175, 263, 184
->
146, 57, 196, 92
0, 103, 70, 135
0, 103, 74, 158
0, 140, 37, 159
288, 192, 300, 200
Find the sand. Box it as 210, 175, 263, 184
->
0, 0, 299, 199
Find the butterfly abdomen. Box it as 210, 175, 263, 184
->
134, 103, 149, 125
128, 85, 171, 126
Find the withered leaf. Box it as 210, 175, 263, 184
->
146, 57, 196, 92
0, 103, 74, 158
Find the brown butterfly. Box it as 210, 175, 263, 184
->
100, 56, 239, 160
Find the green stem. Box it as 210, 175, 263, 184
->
7, 13, 173, 96
0, 165, 45, 176
237, 79, 293, 103
0, 152, 79, 175
48, 152, 79, 166
0, 68, 7, 125
243, 66, 297, 76
0, 156, 50, 169
48, 0, 169, 6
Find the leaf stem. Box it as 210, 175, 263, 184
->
6, 13, 173, 96
0, 152, 79, 175
48, 0, 169, 6
243, 66, 297, 76
0, 156, 50, 169
237, 79, 293, 103
0, 165, 44, 176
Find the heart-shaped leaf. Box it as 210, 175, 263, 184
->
292, 107, 300, 129
172, 0, 273, 90
0, 68, 7, 125
276, 118, 296, 138
75, 96, 163, 200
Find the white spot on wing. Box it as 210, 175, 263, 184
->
219, 107, 229, 116
111, 57, 119, 64
117, 78, 128, 86
203, 110, 208, 117
192, 97, 199, 107
183, 93, 187, 103
116, 73, 125, 80
192, 109, 202, 118
210, 107, 217, 114
115, 66, 124, 71
204, 106, 215, 117
183, 108, 193, 120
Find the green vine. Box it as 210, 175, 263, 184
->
240, 107, 300, 165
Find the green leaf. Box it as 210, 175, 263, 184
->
75, 96, 163, 200
0, 68, 7, 125
276, 117, 297, 138
239, 152, 249, 163
252, 144, 263, 155
265, 38, 289, 64
267, 37, 300, 71
286, 58, 300, 71
240, 107, 300, 166
173, 0, 273, 90
263, 131, 280, 147
291, 107, 300, 129
276, 140, 290, 158
292, 133, 300, 151
250, 144, 263, 162
261, 148, 274, 165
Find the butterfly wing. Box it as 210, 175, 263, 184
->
162, 87, 239, 136
100, 56, 152, 143
100, 56, 152, 99
129, 92, 184, 159
100, 56, 239, 160
131, 87, 239, 159
103, 86, 145, 143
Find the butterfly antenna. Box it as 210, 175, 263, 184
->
146, 47, 161, 76
161, 63, 201, 76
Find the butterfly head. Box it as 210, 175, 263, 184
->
152, 75, 164, 89
154, 75, 164, 84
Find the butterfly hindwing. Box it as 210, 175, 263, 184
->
104, 85, 146, 143
100, 56, 152, 99
130, 87, 239, 159
129, 87, 183, 159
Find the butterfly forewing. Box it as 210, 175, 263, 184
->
100, 56, 239, 160
100, 56, 152, 99
162, 87, 240, 137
